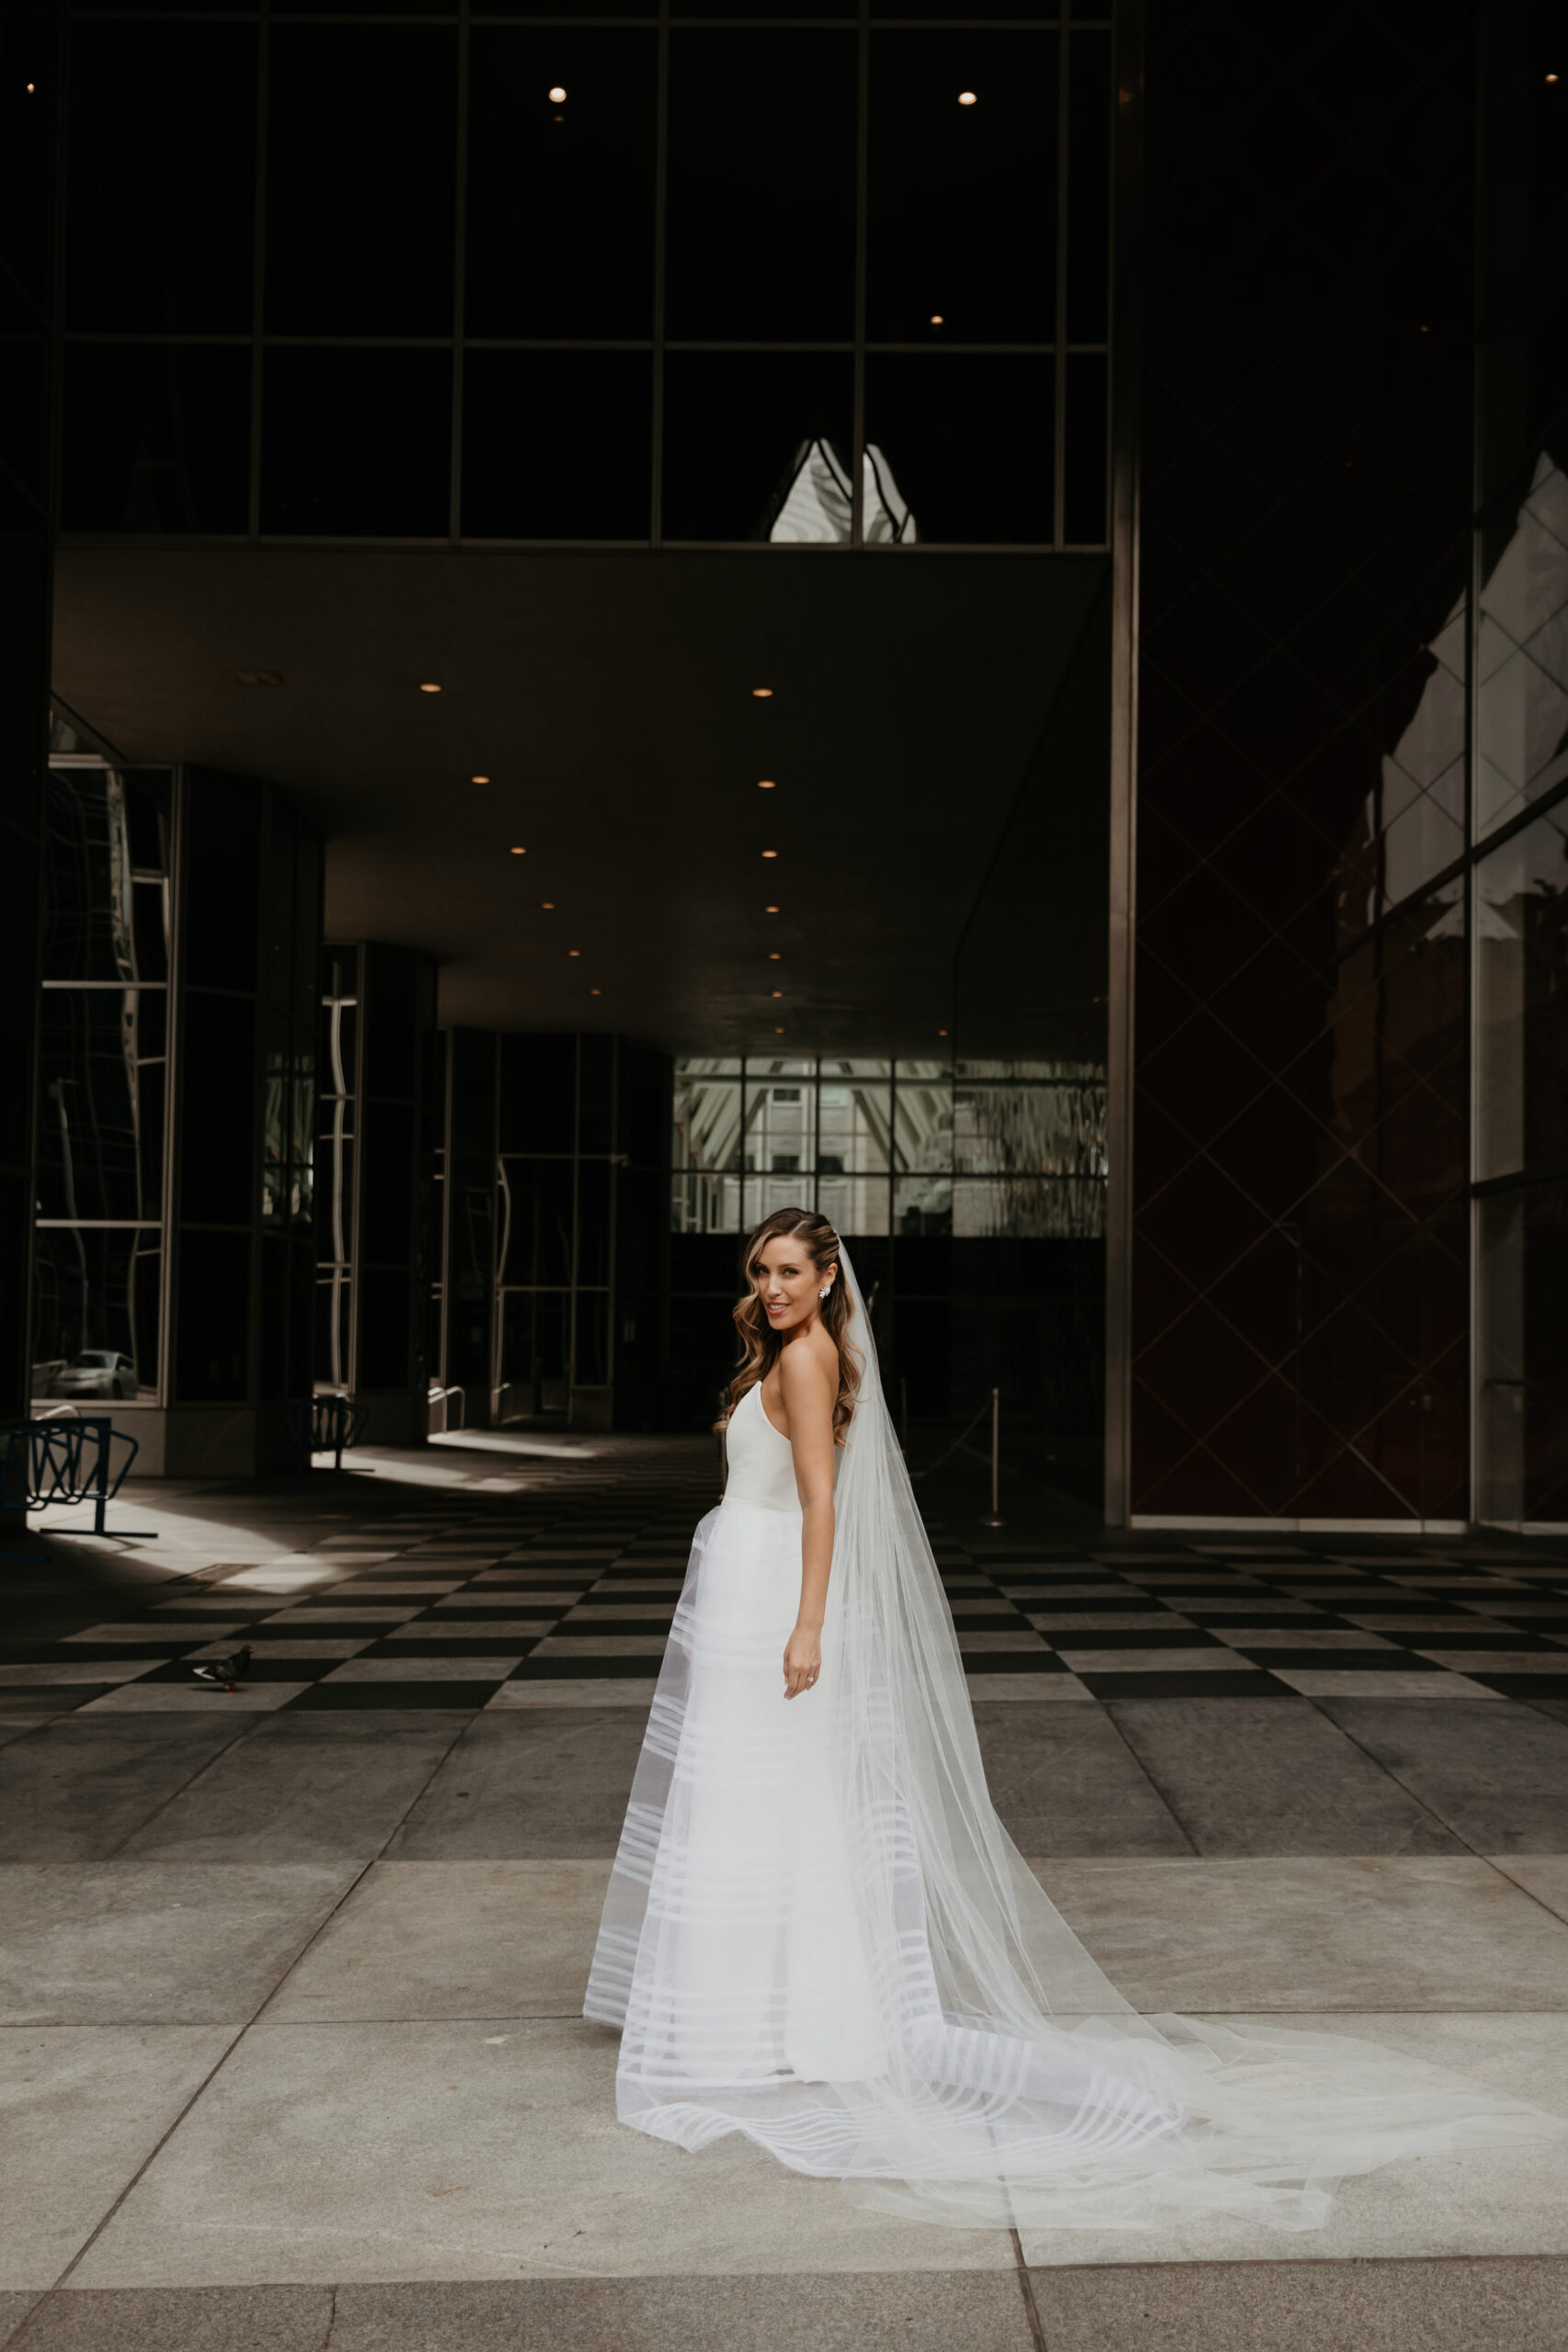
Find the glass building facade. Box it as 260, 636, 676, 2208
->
9, 0, 1562, 1524
1116, 0, 1567, 1531
60, 7, 1111, 552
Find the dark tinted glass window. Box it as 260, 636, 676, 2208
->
62, 345, 251, 534
663, 351, 852, 541
666, 32, 857, 342
863, 354, 1055, 543
266, 28, 457, 334
44, 770, 173, 982
500, 1035, 577, 1152
179, 993, 259, 1227
67, 24, 256, 333
34, 1228, 162, 1397
868, 32, 1057, 345
463, 352, 652, 539
261, 348, 452, 536
1066, 28, 1110, 343
1063, 351, 1106, 544
467, 30, 656, 338
175, 1228, 251, 1399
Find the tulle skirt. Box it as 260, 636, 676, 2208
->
586, 1496, 1567, 2231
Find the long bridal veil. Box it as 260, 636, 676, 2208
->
590, 1243, 1563, 2231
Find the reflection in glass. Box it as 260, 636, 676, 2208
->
1476, 450, 1568, 840
1475, 798, 1568, 1183
894, 1172, 953, 1235
1338, 590, 1467, 933
742, 1079, 818, 1182
953, 1080, 1107, 1177
663, 353, 854, 542
767, 439, 914, 545
32, 1227, 161, 1399
44, 769, 171, 983
317, 959, 357, 1389
953, 1176, 1106, 1238
39, 993, 164, 1222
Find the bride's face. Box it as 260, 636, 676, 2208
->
751, 1237, 834, 1334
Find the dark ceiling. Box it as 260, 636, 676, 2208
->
51, 547, 1108, 1057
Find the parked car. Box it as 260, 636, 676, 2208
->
51, 1351, 138, 1400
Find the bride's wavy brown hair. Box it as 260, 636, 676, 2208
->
729, 1206, 861, 1443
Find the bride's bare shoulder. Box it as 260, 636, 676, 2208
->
778, 1331, 837, 1407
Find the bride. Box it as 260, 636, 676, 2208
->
585, 1207, 1562, 2230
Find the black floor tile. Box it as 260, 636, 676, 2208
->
288, 1681, 502, 1710
1077, 1670, 1293, 1699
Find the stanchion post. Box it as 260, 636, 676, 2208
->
977, 1387, 1005, 1528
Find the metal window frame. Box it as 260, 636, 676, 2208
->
62, 8, 1112, 554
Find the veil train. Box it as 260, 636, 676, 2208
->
586, 1243, 1564, 2230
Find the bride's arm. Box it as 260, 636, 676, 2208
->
780, 1345, 837, 1700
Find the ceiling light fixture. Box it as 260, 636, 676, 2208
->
568, 948, 581, 957
930, 314, 944, 325
541, 901, 556, 910
419, 682, 442, 693
471, 774, 490, 784
590, 987, 601, 996
764, 904, 780, 913
958, 90, 976, 105
768, 952, 781, 961
771, 990, 784, 999
509, 845, 526, 854
774, 1026, 785, 1035
761, 849, 779, 859
938, 1027, 949, 1037
757, 779, 776, 789
548, 84, 567, 100
751, 686, 773, 698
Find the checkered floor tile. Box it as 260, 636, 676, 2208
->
6, 1464, 1566, 1709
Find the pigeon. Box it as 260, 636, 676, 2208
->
192, 1645, 253, 1691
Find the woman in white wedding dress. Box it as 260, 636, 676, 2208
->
585, 1208, 1563, 2230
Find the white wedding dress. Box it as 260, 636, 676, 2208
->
585, 1250, 1564, 2231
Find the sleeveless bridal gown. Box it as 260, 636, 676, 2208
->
586, 1254, 1564, 2233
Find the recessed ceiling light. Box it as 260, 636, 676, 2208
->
541, 901, 555, 910
773, 1026, 784, 1035
590, 987, 601, 996
1548, 71, 1560, 81
568, 948, 581, 957
757, 779, 776, 789
764, 904, 780, 913
509, 845, 526, 854
767, 952, 781, 961
771, 990, 784, 999
938, 1027, 948, 1037
751, 686, 773, 698
548, 84, 567, 100
761, 849, 779, 859
958, 90, 976, 105
419, 682, 442, 694
930, 314, 944, 325
471, 774, 490, 784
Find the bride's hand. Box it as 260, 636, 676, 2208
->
784, 1623, 821, 1701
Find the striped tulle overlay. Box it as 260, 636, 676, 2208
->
585, 1257, 1566, 2231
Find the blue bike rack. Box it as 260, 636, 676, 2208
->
0, 1416, 158, 1543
